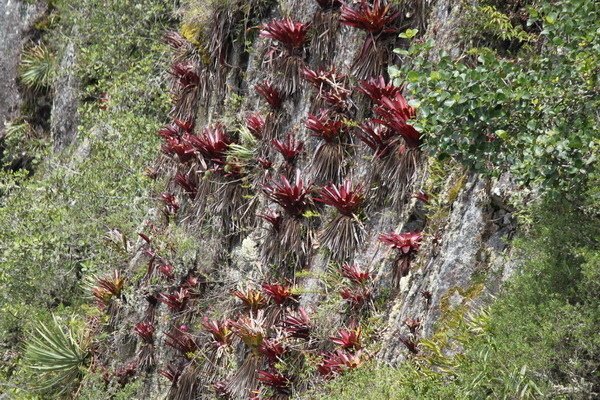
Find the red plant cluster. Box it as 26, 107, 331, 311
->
133, 321, 155, 343
339, 0, 400, 34
340, 263, 371, 285
201, 317, 233, 348
255, 81, 284, 109
189, 123, 231, 165
174, 172, 198, 199
245, 113, 265, 139
92, 270, 124, 308
262, 173, 312, 217
157, 288, 189, 312
314, 180, 365, 216
356, 120, 398, 159
258, 209, 282, 231
259, 338, 286, 363
373, 93, 421, 148
330, 327, 362, 351
272, 134, 304, 164
358, 75, 402, 104
158, 264, 174, 279
301, 66, 351, 110
317, 350, 362, 378
165, 324, 198, 358
170, 62, 200, 89
163, 31, 187, 49
339, 286, 371, 309
159, 364, 181, 384
161, 134, 196, 163
257, 369, 291, 394
378, 231, 422, 255
404, 317, 421, 335
262, 283, 295, 305
259, 18, 310, 54
281, 308, 311, 339
305, 110, 346, 143
233, 288, 267, 313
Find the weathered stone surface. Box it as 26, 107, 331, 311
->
51, 40, 79, 151
0, 0, 47, 138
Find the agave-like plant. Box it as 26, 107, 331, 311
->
314, 180, 366, 261
378, 231, 423, 285
201, 317, 233, 349
272, 134, 304, 166
19, 43, 56, 91
373, 92, 421, 148
230, 314, 265, 350
358, 75, 403, 104
261, 283, 295, 306
339, 0, 400, 78
91, 270, 125, 309
161, 135, 197, 163
23, 315, 90, 395
257, 369, 292, 394
188, 123, 232, 166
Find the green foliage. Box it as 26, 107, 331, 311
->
19, 43, 57, 90
392, 0, 599, 193
23, 315, 90, 395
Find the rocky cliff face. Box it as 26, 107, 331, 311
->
1, 0, 520, 398
0, 0, 47, 138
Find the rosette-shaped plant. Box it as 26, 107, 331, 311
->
245, 113, 265, 139
317, 350, 363, 378
340, 0, 400, 78
314, 180, 366, 261
256, 81, 284, 110
257, 369, 292, 394
91, 270, 124, 310
174, 172, 198, 199
262, 172, 312, 218
373, 92, 421, 148
261, 283, 295, 306
133, 321, 155, 344
260, 18, 311, 95
301, 66, 351, 112
188, 123, 231, 167
306, 109, 348, 182
157, 288, 189, 312
165, 324, 198, 359
281, 307, 311, 340
379, 231, 422, 284
170, 61, 200, 89
358, 75, 402, 104
340, 263, 371, 285
233, 287, 267, 314
330, 327, 362, 351
272, 134, 304, 166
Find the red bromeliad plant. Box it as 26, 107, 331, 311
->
159, 363, 182, 385
272, 134, 304, 166
306, 110, 348, 183
92, 270, 124, 309
306, 110, 346, 143
378, 231, 423, 285
262, 172, 312, 218
158, 264, 174, 279
202, 317, 233, 349
358, 75, 402, 104
339, 286, 372, 310
314, 180, 366, 261
281, 307, 311, 340
356, 120, 397, 159
174, 172, 198, 199
257, 369, 291, 394
260, 18, 310, 95
165, 324, 198, 359
133, 321, 155, 343
261, 283, 296, 306
233, 288, 267, 314
373, 92, 421, 148
170, 61, 200, 89
259, 337, 287, 364
258, 209, 283, 232
174, 119, 194, 133
330, 327, 362, 351
404, 317, 421, 335
256, 81, 284, 110
231, 315, 266, 350
246, 113, 266, 139
188, 123, 231, 167
260, 18, 310, 55
157, 288, 190, 312
340, 263, 371, 286
301, 66, 351, 112
340, 0, 400, 78
161, 135, 196, 163
399, 334, 419, 354
317, 350, 363, 378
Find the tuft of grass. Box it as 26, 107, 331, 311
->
19, 43, 56, 91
